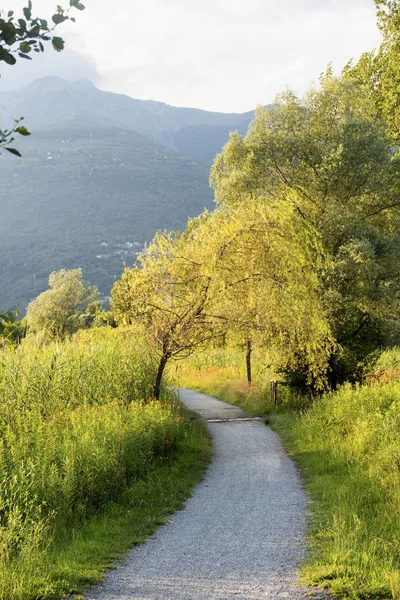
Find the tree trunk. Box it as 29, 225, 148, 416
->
153, 354, 169, 400
246, 339, 252, 386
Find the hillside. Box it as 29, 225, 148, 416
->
0, 78, 256, 312
0, 77, 254, 163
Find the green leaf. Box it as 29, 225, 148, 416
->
19, 41, 31, 53
5, 148, 22, 157
18, 18, 27, 30
15, 126, 31, 136
18, 52, 32, 60
7, 10, 14, 17
23, 6, 32, 20
2, 51, 17, 65
70, 0, 85, 9
51, 36, 65, 51
52, 13, 68, 25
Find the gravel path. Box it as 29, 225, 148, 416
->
86, 389, 330, 600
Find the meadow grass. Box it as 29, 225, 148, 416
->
271, 380, 400, 599
0, 328, 213, 599
178, 346, 400, 599
176, 345, 301, 415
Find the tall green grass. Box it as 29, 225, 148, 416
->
0, 328, 210, 599
272, 380, 400, 599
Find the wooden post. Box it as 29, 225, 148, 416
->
246, 339, 252, 386
270, 380, 278, 409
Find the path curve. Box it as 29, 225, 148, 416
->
86, 389, 328, 600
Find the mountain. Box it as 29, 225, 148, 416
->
0, 77, 255, 163
0, 78, 256, 313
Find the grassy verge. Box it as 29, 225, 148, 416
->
269, 384, 400, 600
26, 417, 212, 600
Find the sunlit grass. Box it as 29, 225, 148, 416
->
0, 328, 212, 599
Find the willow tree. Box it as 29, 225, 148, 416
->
193, 198, 332, 388
113, 194, 332, 396
26, 269, 98, 340
211, 76, 400, 386
112, 230, 226, 400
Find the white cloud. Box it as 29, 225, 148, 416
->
1, 0, 382, 112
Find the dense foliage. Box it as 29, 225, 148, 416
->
26, 268, 99, 339
113, 194, 331, 396
0, 330, 189, 598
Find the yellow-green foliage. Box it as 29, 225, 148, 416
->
274, 381, 400, 599
176, 345, 298, 415
0, 330, 187, 598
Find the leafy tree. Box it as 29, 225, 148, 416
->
0, 1, 85, 156
195, 197, 332, 388
112, 231, 225, 399
211, 76, 400, 387
26, 268, 98, 339
344, 0, 400, 142
113, 194, 331, 397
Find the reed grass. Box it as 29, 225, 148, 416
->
0, 328, 212, 599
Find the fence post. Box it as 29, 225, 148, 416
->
270, 380, 278, 409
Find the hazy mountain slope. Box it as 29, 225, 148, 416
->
0, 77, 255, 161
0, 127, 213, 312
0, 78, 259, 313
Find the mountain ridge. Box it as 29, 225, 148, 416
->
0, 77, 257, 313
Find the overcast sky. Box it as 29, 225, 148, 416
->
1, 0, 381, 113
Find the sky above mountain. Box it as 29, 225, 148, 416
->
1, 0, 381, 113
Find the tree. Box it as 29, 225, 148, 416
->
113, 194, 332, 397
26, 269, 98, 339
211, 76, 400, 387
112, 231, 225, 399
344, 1, 400, 142
0, 1, 85, 156
194, 197, 332, 388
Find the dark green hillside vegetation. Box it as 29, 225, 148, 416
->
0, 125, 213, 313
0, 329, 212, 599
0, 76, 257, 313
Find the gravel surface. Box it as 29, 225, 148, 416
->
85, 389, 331, 600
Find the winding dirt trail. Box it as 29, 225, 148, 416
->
86, 389, 330, 600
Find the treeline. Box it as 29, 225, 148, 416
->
110, 1, 400, 396
4, 1, 400, 399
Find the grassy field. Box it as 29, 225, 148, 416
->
176, 345, 303, 415
178, 347, 400, 599
0, 328, 212, 600
176, 345, 277, 415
